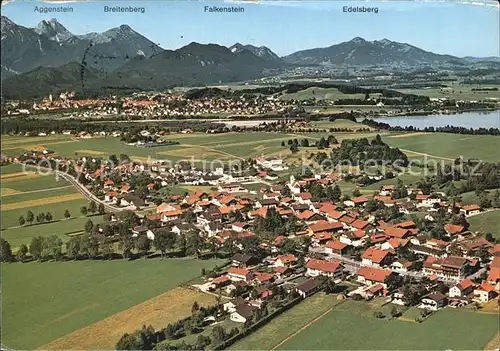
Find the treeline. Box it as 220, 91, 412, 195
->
0, 118, 226, 135
361, 119, 500, 136
281, 135, 338, 151
116, 285, 303, 350
183, 84, 431, 104
331, 135, 409, 167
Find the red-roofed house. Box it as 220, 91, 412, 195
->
228, 267, 253, 282
306, 259, 344, 279
357, 267, 395, 289
444, 224, 465, 236
449, 280, 475, 298
275, 254, 297, 267
344, 196, 369, 207
308, 220, 344, 234
487, 256, 500, 286
340, 230, 367, 247
460, 204, 482, 216
361, 247, 394, 267
474, 283, 497, 302
384, 227, 412, 239
325, 240, 348, 255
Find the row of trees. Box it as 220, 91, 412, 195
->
18, 210, 56, 226
362, 119, 500, 136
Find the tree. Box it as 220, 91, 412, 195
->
64, 209, 71, 218
66, 237, 80, 260
0, 238, 13, 262
17, 244, 28, 262
89, 201, 97, 215
18, 215, 26, 226
211, 326, 226, 346
80, 206, 88, 216
330, 185, 341, 202
26, 210, 34, 225
290, 144, 299, 154
36, 212, 46, 224
373, 311, 384, 319
154, 229, 176, 259
491, 190, 500, 208
109, 154, 119, 166
191, 301, 200, 315
98, 203, 105, 215
119, 233, 135, 259
45, 212, 53, 222
100, 241, 114, 259
29, 236, 44, 261
84, 219, 94, 233
390, 306, 400, 318
135, 235, 151, 258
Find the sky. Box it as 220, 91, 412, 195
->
2, 0, 499, 57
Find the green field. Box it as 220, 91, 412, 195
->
274, 300, 498, 350
2, 258, 225, 349
230, 293, 342, 350
395, 84, 500, 102
279, 87, 370, 101
384, 133, 500, 163
468, 210, 500, 238
2, 214, 101, 249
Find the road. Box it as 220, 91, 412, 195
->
21, 163, 122, 213
55, 170, 123, 213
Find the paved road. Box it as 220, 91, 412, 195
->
55, 171, 123, 213
21, 163, 122, 213
308, 247, 460, 284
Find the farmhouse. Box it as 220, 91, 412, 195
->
449, 280, 475, 298
295, 278, 320, 298
305, 259, 344, 279
473, 283, 497, 302
361, 247, 394, 267
228, 267, 253, 282
325, 240, 348, 255
420, 292, 447, 311
343, 196, 369, 207
356, 267, 395, 288
460, 204, 481, 216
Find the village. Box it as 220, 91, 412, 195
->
10, 143, 498, 338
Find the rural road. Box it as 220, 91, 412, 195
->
55, 171, 123, 213
21, 163, 122, 213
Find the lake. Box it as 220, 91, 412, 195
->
359, 111, 500, 129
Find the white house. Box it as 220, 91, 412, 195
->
419, 292, 447, 311
449, 280, 475, 298
473, 283, 497, 302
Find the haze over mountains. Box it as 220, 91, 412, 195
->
2, 16, 499, 98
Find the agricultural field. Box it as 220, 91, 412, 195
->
394, 84, 500, 102
383, 133, 500, 163
41, 287, 217, 350
253, 299, 499, 350
230, 292, 343, 350
2, 258, 225, 350
0, 164, 92, 248
468, 210, 500, 238
279, 87, 376, 101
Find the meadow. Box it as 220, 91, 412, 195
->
2, 258, 225, 350
468, 210, 500, 238
276, 302, 498, 350
233, 296, 498, 351
383, 133, 500, 163
1, 162, 92, 248
394, 84, 500, 102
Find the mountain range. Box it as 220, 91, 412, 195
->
2, 16, 499, 99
